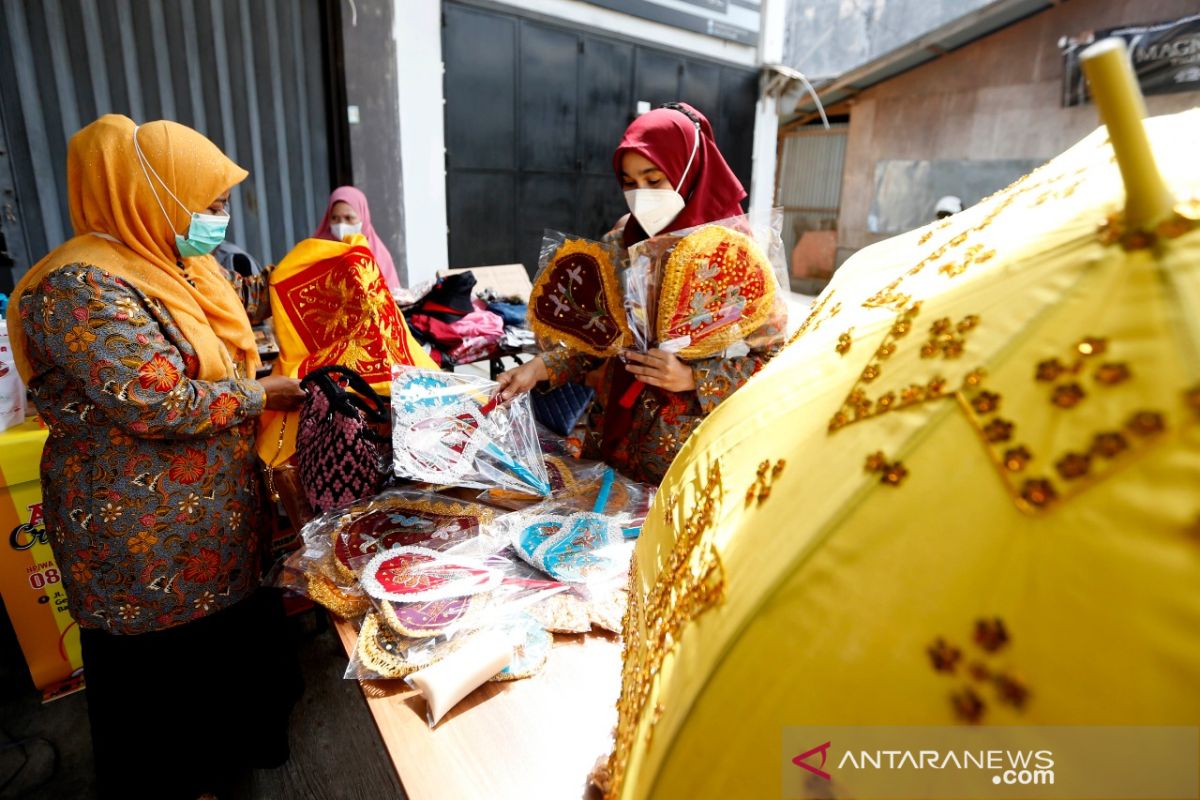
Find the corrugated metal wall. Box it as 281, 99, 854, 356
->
776, 124, 848, 265
0, 0, 333, 292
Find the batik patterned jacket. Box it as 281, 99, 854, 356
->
19, 265, 266, 635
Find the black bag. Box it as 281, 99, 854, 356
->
531, 382, 595, 437
295, 366, 393, 513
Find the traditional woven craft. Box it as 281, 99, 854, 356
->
529, 237, 632, 357
295, 365, 392, 513
330, 496, 495, 584
515, 513, 628, 583
656, 225, 775, 360
361, 546, 502, 604
380, 595, 478, 638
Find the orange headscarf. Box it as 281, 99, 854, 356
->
6, 114, 259, 383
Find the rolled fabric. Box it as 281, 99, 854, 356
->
404, 630, 514, 727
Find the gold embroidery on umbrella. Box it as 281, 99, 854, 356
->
786, 290, 841, 347
864, 451, 908, 487
608, 458, 726, 799
746, 459, 786, 506
932, 618, 1030, 723
863, 164, 1088, 311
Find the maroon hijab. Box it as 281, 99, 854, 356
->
613, 103, 747, 247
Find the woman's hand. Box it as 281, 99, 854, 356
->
259, 375, 306, 411
496, 356, 549, 401
624, 349, 696, 393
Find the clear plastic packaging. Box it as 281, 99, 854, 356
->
271, 488, 499, 619
528, 231, 633, 358
354, 541, 566, 641
475, 454, 609, 511
626, 210, 786, 361
391, 366, 551, 495
491, 466, 651, 586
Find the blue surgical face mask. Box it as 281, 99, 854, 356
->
175, 211, 230, 257
133, 125, 230, 258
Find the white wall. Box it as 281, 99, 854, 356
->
396, 0, 449, 285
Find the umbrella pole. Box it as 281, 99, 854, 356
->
1080, 38, 1175, 231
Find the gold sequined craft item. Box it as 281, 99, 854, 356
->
655, 226, 776, 360
529, 237, 632, 357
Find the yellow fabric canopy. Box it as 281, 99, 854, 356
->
607, 109, 1200, 799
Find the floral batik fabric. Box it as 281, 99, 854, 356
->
541, 310, 785, 484
19, 264, 266, 635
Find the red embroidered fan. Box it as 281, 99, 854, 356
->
529, 237, 632, 357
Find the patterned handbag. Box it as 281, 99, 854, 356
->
531, 382, 595, 437
296, 365, 394, 513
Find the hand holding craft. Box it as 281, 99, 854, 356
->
259, 374, 306, 411
623, 348, 695, 392
496, 356, 549, 400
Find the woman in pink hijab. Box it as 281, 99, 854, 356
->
313, 186, 401, 290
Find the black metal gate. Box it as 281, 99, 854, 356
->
442, 2, 758, 274
0, 0, 343, 293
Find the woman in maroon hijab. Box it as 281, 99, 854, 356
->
498, 103, 786, 483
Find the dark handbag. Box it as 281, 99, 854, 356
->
295, 365, 393, 513
531, 382, 595, 437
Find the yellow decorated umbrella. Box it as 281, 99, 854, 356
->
604, 42, 1200, 799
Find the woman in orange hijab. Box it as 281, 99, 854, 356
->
7, 115, 304, 799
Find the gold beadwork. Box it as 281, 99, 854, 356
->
1126, 411, 1166, 437
835, 329, 854, 356
864, 163, 1087, 311
971, 391, 1001, 415
1076, 337, 1107, 357
1051, 383, 1086, 409
608, 459, 726, 798
927, 638, 962, 673
1094, 362, 1131, 386
1003, 446, 1032, 471
1091, 431, 1129, 459
974, 618, 1009, 652
952, 687, 986, 724
864, 451, 908, 487
983, 419, 1015, 443
1020, 479, 1058, 508
1055, 452, 1091, 480
747, 459, 786, 506
1035, 359, 1065, 382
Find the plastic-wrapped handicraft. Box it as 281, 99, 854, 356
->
529, 233, 632, 357
620, 218, 780, 406
276, 490, 495, 619
503, 467, 642, 584
391, 367, 551, 495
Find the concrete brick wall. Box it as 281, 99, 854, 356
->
835, 0, 1200, 257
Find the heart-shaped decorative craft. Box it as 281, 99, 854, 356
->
361, 546, 502, 603
656, 225, 775, 360
514, 513, 626, 583
332, 498, 494, 583
530, 238, 632, 357
381, 595, 476, 638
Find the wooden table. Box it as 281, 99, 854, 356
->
335, 619, 621, 800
